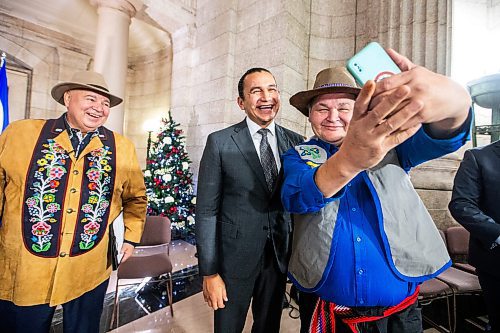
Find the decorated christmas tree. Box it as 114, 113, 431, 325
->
144, 110, 196, 239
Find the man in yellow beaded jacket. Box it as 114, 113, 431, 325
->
0, 71, 147, 333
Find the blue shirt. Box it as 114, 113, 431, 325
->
282, 116, 471, 307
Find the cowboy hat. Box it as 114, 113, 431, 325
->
290, 67, 360, 116
51, 71, 123, 107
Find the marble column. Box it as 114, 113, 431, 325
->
90, 0, 140, 133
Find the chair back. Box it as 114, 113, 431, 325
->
446, 226, 470, 256
139, 216, 171, 246
438, 229, 447, 246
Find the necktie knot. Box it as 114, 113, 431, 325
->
257, 128, 278, 192
258, 128, 270, 137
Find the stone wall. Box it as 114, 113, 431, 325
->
0, 12, 93, 121
1, 0, 487, 229
126, 47, 172, 167
0, 11, 173, 170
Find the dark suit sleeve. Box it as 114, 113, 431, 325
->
449, 149, 500, 247
195, 134, 223, 276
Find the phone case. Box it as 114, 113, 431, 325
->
346, 42, 401, 86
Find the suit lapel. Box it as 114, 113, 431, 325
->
232, 120, 269, 192
276, 125, 293, 156
273, 125, 295, 196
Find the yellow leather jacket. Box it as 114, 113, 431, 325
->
0, 116, 146, 306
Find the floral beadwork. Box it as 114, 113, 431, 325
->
78, 147, 113, 250
25, 139, 68, 253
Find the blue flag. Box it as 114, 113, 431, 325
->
0, 57, 9, 134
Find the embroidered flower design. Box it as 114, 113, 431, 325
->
25, 139, 69, 254
49, 180, 60, 188
37, 158, 48, 166
46, 203, 60, 213
43, 193, 56, 203
83, 221, 100, 235
49, 166, 66, 180
32, 221, 51, 236
86, 169, 101, 182
82, 204, 93, 213
78, 146, 113, 251
26, 197, 38, 208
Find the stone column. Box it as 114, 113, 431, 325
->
90, 0, 140, 133
355, 0, 451, 74
352, 0, 459, 229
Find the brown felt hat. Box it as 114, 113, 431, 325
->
51, 71, 123, 107
290, 67, 360, 116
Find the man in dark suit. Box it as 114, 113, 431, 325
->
449, 140, 500, 333
195, 67, 303, 333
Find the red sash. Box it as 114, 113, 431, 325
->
309, 286, 420, 333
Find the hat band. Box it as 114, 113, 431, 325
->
317, 83, 355, 89
88, 84, 109, 92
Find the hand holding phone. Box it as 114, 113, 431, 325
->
346, 42, 401, 86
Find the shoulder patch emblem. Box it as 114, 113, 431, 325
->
295, 145, 328, 166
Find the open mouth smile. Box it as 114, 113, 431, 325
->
257, 105, 274, 110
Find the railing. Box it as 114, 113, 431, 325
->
473, 124, 500, 146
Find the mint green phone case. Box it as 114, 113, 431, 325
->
346, 42, 401, 86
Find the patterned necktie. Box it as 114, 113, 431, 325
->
258, 128, 278, 192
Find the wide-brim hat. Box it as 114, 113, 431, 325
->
51, 71, 123, 107
290, 67, 361, 116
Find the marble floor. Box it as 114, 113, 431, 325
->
107, 240, 302, 333
103, 240, 450, 333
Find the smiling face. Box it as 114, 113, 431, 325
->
308, 92, 356, 146
237, 71, 280, 127
64, 89, 111, 133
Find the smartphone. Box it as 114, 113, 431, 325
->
346, 42, 401, 86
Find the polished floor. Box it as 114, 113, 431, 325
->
107, 240, 302, 333
47, 238, 475, 332
45, 236, 488, 332
103, 240, 448, 333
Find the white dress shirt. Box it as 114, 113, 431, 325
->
246, 117, 281, 171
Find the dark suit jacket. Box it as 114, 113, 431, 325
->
195, 120, 303, 279
449, 140, 500, 277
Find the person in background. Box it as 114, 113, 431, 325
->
449, 140, 500, 333
0, 71, 147, 333
282, 48, 472, 332
195, 67, 303, 333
